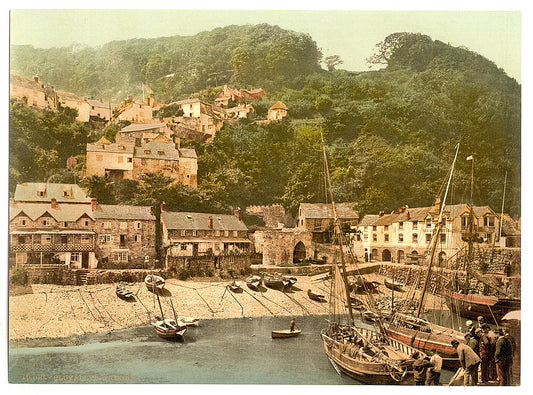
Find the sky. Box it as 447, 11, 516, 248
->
9, 7, 522, 81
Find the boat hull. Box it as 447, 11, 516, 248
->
442, 288, 521, 324
321, 329, 418, 385
384, 279, 405, 292
271, 329, 302, 338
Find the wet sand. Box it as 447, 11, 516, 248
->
9, 273, 447, 345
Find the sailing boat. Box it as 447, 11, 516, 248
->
151, 291, 187, 340
442, 159, 520, 324
382, 144, 466, 368
319, 138, 423, 384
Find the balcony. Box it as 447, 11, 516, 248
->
11, 242, 95, 253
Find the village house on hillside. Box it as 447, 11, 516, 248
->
298, 202, 359, 242
267, 101, 288, 121
215, 85, 265, 108
86, 124, 198, 187
161, 208, 251, 265
112, 94, 159, 123
10, 75, 55, 109
354, 200, 508, 264
55, 90, 91, 122
92, 203, 157, 267
9, 183, 98, 268
168, 98, 225, 141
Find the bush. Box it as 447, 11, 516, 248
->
11, 267, 28, 286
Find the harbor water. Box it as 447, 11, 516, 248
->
9, 314, 457, 385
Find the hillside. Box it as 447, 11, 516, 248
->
9, 27, 521, 218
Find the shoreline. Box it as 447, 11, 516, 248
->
9, 273, 446, 347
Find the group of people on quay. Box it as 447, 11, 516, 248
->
412, 316, 514, 386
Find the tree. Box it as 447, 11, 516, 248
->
324, 55, 343, 71
366, 32, 431, 68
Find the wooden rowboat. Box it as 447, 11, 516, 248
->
246, 275, 262, 290
178, 316, 200, 327
384, 278, 405, 292
145, 275, 165, 292
115, 283, 134, 300
264, 275, 288, 291
271, 329, 302, 338
308, 289, 326, 302
227, 280, 243, 293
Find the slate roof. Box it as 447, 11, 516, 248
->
119, 123, 167, 133
56, 90, 82, 101
134, 141, 180, 160
178, 148, 197, 159
87, 99, 115, 109
299, 203, 359, 219
92, 205, 155, 220
10, 203, 94, 222
358, 215, 380, 226
270, 101, 288, 110
86, 142, 135, 153
161, 212, 248, 231
10, 74, 43, 91
14, 183, 92, 204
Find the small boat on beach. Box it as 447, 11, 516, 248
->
246, 275, 262, 290
227, 280, 243, 293
308, 289, 326, 302
178, 316, 200, 327
271, 329, 302, 339
263, 274, 288, 291
361, 310, 381, 323
384, 278, 405, 292
145, 274, 165, 292
152, 318, 187, 339
115, 283, 134, 300
349, 277, 380, 293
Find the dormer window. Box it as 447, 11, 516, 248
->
426, 218, 432, 227
144, 150, 151, 154
484, 216, 495, 227
158, 151, 165, 155
37, 190, 46, 197
119, 145, 125, 150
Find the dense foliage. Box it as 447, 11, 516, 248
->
9, 28, 521, 218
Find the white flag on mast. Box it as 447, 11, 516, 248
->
466, 155, 474, 161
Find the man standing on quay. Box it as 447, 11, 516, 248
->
452, 339, 481, 385
495, 328, 513, 385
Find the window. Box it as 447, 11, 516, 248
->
426, 218, 432, 227
384, 234, 389, 242
233, 230, 238, 237
115, 252, 128, 262
461, 216, 468, 229
440, 233, 447, 243
84, 219, 90, 227
180, 244, 187, 251
413, 221, 418, 230
412, 233, 418, 243
484, 216, 495, 227
43, 218, 50, 226
144, 150, 151, 154
364, 234, 368, 241
81, 235, 92, 243
63, 222, 68, 227
373, 226, 377, 231
60, 235, 68, 244
398, 234, 404, 243
399, 222, 404, 230
384, 225, 389, 231
441, 218, 447, 226
135, 222, 142, 229
485, 234, 492, 243
134, 235, 141, 242
426, 233, 432, 243
20, 218, 27, 226
193, 230, 199, 237
99, 235, 111, 243
127, 157, 132, 163
71, 253, 80, 262
43, 235, 52, 244
158, 151, 165, 155
224, 230, 229, 237
181, 230, 187, 236
372, 233, 377, 242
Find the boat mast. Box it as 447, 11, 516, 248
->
321, 136, 355, 325
465, 155, 475, 293
156, 290, 165, 320
416, 143, 460, 318
498, 171, 508, 243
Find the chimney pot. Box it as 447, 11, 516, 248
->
160, 201, 166, 212
208, 216, 214, 229
91, 197, 98, 211
34, 76, 39, 83
234, 207, 242, 221
51, 198, 57, 209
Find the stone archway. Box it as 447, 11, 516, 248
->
397, 250, 405, 264
382, 249, 392, 262
293, 241, 306, 263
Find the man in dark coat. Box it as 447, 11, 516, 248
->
479, 324, 495, 383
413, 356, 431, 385
495, 328, 513, 385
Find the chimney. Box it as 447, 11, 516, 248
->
234, 207, 242, 221
398, 206, 406, 213
379, 211, 384, 217
160, 201, 166, 212
208, 216, 214, 229
434, 197, 442, 212
91, 198, 98, 211
34, 76, 39, 83
51, 198, 57, 209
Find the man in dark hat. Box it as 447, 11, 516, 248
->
494, 328, 513, 385
479, 324, 495, 383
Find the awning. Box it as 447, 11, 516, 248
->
502, 310, 521, 321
